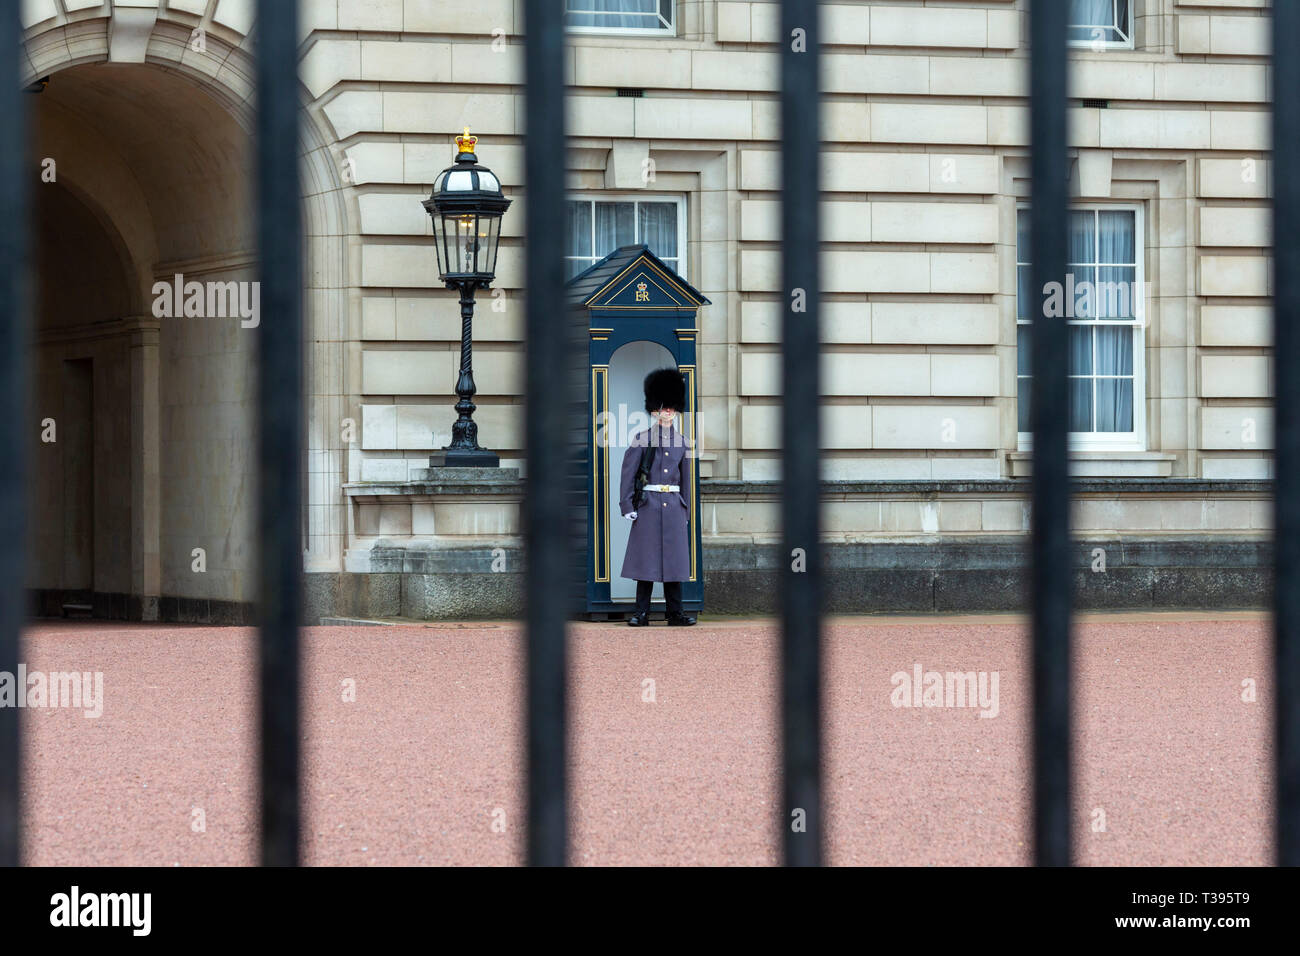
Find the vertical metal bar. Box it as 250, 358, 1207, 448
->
780, 0, 823, 867
523, 0, 569, 867
1028, 0, 1072, 867
0, 0, 28, 869
255, 0, 302, 867
1273, 0, 1300, 867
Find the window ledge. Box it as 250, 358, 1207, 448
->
1007, 451, 1175, 478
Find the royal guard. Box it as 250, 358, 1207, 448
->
619, 367, 696, 627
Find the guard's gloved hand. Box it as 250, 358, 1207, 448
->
623, 511, 638, 520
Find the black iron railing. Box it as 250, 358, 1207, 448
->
0, 0, 27, 871
255, 0, 304, 868
779, 0, 824, 867
1027, 0, 1072, 868
522, 0, 571, 868
1272, 0, 1300, 868
0, 0, 1293, 870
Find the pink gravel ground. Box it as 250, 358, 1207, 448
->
17, 611, 1269, 865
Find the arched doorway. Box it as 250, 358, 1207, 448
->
607, 340, 676, 603
27, 62, 254, 620
20, 7, 356, 622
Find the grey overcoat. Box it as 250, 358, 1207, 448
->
618, 422, 691, 583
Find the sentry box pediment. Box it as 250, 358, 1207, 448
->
567, 243, 709, 315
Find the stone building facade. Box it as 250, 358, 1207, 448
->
19, 0, 1275, 620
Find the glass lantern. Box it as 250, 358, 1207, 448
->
423, 129, 512, 286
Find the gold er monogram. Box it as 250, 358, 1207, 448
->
635, 281, 649, 302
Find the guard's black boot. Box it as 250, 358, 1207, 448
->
627, 612, 650, 627
666, 613, 696, 626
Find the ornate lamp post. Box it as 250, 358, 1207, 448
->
422, 128, 512, 467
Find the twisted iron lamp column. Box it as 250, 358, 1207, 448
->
437, 280, 498, 467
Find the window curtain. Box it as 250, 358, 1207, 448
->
567, 202, 592, 258
1069, 0, 1114, 27
566, 0, 660, 29
595, 202, 635, 253
1094, 210, 1135, 431
1096, 209, 1135, 318
1069, 327, 1093, 432
1068, 210, 1096, 317
1068, 321, 1136, 433
1016, 210, 1031, 318
566, 201, 592, 278
638, 202, 677, 260
1095, 327, 1134, 432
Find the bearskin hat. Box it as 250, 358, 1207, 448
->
644, 366, 687, 414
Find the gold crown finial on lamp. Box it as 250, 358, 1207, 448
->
456, 126, 477, 156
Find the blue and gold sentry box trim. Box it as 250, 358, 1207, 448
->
566, 244, 710, 617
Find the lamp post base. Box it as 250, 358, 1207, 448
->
429, 448, 500, 468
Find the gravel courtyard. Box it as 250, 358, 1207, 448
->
16, 611, 1270, 865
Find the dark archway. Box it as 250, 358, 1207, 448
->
26, 62, 253, 620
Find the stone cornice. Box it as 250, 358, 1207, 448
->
704, 478, 1273, 496
344, 476, 1273, 500
35, 314, 161, 347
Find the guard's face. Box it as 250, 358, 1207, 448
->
652, 407, 675, 425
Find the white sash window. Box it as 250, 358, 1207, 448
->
565, 195, 686, 280
564, 0, 675, 35
1016, 205, 1147, 451
1068, 0, 1133, 49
